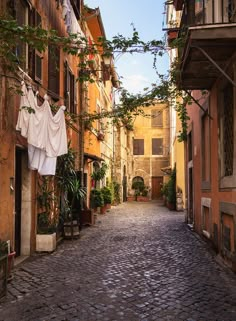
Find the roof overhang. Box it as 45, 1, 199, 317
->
173, 0, 184, 11
178, 24, 236, 90
85, 7, 106, 42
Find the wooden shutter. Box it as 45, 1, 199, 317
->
151, 110, 163, 127
64, 62, 75, 113
152, 138, 163, 155
133, 139, 144, 155
48, 45, 60, 98
29, 9, 42, 82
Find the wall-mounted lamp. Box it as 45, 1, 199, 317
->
102, 54, 112, 68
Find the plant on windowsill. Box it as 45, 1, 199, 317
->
97, 131, 105, 141
84, 119, 93, 130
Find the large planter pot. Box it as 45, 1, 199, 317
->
0, 255, 7, 298
63, 220, 80, 239
137, 196, 149, 202
167, 201, 176, 211
100, 205, 106, 214
127, 196, 135, 202
105, 203, 111, 210
36, 233, 57, 252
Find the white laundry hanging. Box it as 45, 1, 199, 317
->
16, 83, 68, 176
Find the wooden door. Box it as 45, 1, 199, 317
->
151, 176, 163, 200
15, 149, 22, 257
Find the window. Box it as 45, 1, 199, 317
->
101, 61, 110, 84
48, 45, 60, 99
188, 131, 193, 162
151, 110, 163, 127
29, 9, 42, 82
64, 62, 75, 114
223, 83, 234, 177
133, 139, 144, 155
15, 0, 29, 69
218, 76, 236, 188
152, 138, 163, 155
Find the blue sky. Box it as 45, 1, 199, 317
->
85, 0, 169, 94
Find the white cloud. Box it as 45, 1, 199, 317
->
122, 74, 150, 94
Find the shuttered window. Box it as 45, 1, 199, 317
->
28, 9, 42, 81
151, 110, 163, 127
64, 62, 76, 114
152, 138, 163, 155
48, 45, 60, 99
15, 0, 28, 69
133, 139, 144, 155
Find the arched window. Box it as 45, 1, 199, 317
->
132, 176, 144, 185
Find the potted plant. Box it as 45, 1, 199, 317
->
63, 176, 86, 238
111, 181, 121, 205
90, 189, 104, 213
91, 162, 108, 187
36, 177, 57, 252
138, 187, 149, 202
101, 186, 112, 210
0, 240, 8, 298
167, 166, 176, 210
97, 131, 105, 141
56, 146, 86, 238
161, 182, 169, 205
132, 180, 145, 201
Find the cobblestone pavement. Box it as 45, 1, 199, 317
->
1, 202, 236, 321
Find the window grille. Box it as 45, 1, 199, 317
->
223, 83, 234, 176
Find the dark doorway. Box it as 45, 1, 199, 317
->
15, 148, 22, 257
151, 176, 163, 200
188, 167, 194, 224
123, 165, 127, 202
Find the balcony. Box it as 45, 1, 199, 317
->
177, 0, 236, 89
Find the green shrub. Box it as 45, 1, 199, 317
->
90, 189, 104, 208
131, 181, 145, 196
0, 240, 8, 257
167, 166, 176, 205
101, 186, 112, 204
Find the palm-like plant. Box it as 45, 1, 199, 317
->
56, 144, 86, 222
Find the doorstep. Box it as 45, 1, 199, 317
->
14, 256, 29, 267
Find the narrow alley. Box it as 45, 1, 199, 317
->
1, 202, 236, 321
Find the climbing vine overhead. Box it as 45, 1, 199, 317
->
0, 5, 203, 139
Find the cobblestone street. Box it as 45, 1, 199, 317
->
1, 202, 236, 321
